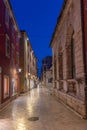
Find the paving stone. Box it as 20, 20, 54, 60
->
0, 87, 87, 130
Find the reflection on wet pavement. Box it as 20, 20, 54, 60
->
0, 87, 87, 130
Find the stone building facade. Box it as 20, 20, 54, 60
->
19, 31, 38, 92
0, 0, 20, 109
29, 43, 38, 90
41, 56, 52, 86
50, 0, 87, 118
46, 66, 53, 88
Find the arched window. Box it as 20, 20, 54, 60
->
53, 55, 57, 88
58, 45, 63, 90
59, 52, 63, 80
54, 55, 57, 80
66, 25, 75, 79
71, 38, 75, 78
58, 45, 63, 80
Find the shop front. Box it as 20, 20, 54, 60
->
11, 78, 18, 96
30, 79, 34, 90
11, 69, 19, 97
24, 77, 29, 92
3, 75, 10, 99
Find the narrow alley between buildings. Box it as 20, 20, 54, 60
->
0, 85, 87, 130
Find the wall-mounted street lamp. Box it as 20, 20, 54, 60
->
28, 73, 30, 76
27, 38, 29, 41
18, 68, 22, 73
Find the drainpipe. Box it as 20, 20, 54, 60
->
80, 0, 87, 119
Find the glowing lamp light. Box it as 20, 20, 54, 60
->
18, 68, 22, 73
28, 73, 30, 76
27, 38, 29, 41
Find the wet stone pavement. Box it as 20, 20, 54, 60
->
0, 87, 87, 130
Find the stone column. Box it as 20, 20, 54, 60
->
56, 54, 59, 89
52, 48, 55, 89
63, 49, 68, 92
76, 81, 80, 97
64, 80, 68, 92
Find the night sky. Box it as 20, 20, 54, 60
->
10, 0, 64, 73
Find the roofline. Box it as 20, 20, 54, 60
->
20, 30, 38, 59
20, 30, 32, 49
49, 0, 67, 47
8, 0, 21, 37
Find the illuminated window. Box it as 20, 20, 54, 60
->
4, 75, 9, 98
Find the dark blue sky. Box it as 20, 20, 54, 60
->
10, 0, 64, 72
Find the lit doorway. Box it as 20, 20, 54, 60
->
4, 75, 9, 99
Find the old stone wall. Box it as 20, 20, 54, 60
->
52, 0, 86, 117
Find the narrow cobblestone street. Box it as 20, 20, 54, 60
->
0, 86, 87, 130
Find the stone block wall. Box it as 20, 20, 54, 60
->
56, 90, 86, 117
51, 0, 87, 118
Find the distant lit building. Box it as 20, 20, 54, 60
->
29, 49, 38, 90
19, 31, 38, 92
41, 56, 52, 86
46, 66, 53, 88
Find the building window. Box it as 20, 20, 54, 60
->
43, 65, 47, 72
67, 38, 75, 79
54, 56, 57, 80
5, 7, 9, 28
12, 78, 18, 96
16, 52, 19, 65
5, 35, 10, 58
71, 38, 76, 78
11, 45, 15, 66
4, 75, 9, 98
16, 36, 19, 45
68, 81, 76, 95
16, 32, 19, 45
59, 53, 63, 80
48, 78, 53, 83
85, 4, 87, 9
11, 25, 14, 38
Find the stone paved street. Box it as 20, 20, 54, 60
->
0, 86, 87, 130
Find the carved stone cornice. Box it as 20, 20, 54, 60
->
50, 0, 73, 47
3, 0, 20, 37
